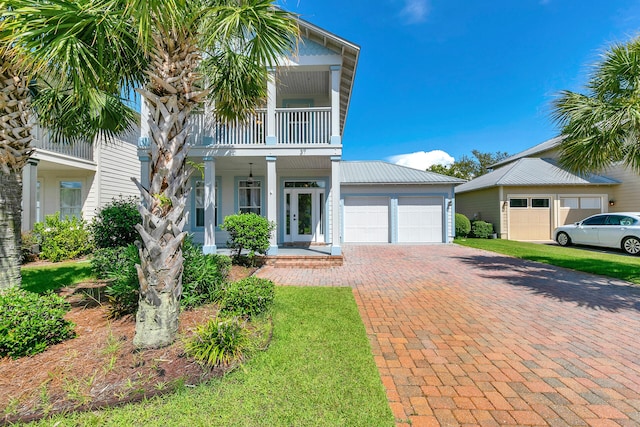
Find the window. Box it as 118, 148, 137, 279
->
531, 198, 550, 208
238, 180, 261, 215
608, 215, 636, 226
194, 180, 219, 228
582, 215, 606, 226
60, 181, 82, 219
509, 198, 528, 208
560, 197, 578, 209
580, 197, 601, 209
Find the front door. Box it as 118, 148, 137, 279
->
285, 188, 325, 243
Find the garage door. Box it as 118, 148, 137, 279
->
344, 196, 389, 243
398, 197, 443, 243
509, 197, 551, 240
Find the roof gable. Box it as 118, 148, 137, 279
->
491, 136, 564, 168
456, 158, 619, 193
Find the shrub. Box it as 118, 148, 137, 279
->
471, 220, 494, 238
184, 316, 250, 367
221, 213, 275, 265
20, 231, 38, 263
92, 245, 140, 319
32, 214, 92, 262
91, 196, 141, 249
455, 213, 471, 238
0, 288, 75, 358
182, 237, 232, 309
220, 277, 275, 318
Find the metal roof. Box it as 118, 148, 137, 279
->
341, 161, 466, 185
490, 135, 564, 169
455, 158, 619, 194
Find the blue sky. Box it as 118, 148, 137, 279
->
282, 0, 640, 169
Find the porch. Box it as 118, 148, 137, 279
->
218, 245, 343, 268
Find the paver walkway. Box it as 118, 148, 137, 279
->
256, 244, 640, 426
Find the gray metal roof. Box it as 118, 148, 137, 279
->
491, 135, 564, 168
455, 158, 619, 194
341, 161, 466, 185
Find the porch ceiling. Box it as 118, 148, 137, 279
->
277, 70, 329, 96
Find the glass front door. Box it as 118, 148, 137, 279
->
284, 186, 325, 243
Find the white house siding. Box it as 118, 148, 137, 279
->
94, 139, 140, 211
37, 170, 94, 222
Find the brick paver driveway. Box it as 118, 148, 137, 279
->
256, 244, 640, 426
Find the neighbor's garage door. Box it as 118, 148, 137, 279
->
509, 197, 551, 240
344, 196, 389, 243
398, 197, 443, 243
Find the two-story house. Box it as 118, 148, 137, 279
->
454, 136, 638, 241
22, 127, 140, 231
138, 18, 463, 255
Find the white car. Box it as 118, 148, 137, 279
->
554, 212, 640, 255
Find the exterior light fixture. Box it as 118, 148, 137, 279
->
247, 162, 254, 186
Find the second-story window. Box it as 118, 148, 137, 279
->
238, 180, 261, 215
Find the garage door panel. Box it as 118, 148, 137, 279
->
509, 206, 551, 240
344, 197, 389, 243
398, 197, 443, 243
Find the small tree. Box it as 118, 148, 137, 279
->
455, 213, 471, 238
221, 213, 275, 265
91, 196, 141, 248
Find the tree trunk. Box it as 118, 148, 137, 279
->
0, 63, 33, 289
132, 28, 206, 348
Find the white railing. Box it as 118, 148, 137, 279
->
185, 107, 332, 146
31, 128, 94, 161
276, 107, 331, 145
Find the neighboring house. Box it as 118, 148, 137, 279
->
454, 136, 639, 241
138, 18, 464, 255
22, 126, 141, 231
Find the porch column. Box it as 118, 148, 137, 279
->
330, 65, 341, 145
21, 158, 39, 231
330, 156, 341, 255
203, 156, 217, 254
266, 67, 277, 145
266, 156, 278, 255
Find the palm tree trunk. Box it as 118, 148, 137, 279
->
132, 29, 206, 348
0, 64, 33, 289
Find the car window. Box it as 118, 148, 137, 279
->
620, 216, 637, 226
605, 215, 621, 225
582, 215, 607, 225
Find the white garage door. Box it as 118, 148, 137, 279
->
398, 197, 443, 243
344, 197, 389, 243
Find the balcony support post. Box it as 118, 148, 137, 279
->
266, 67, 277, 146
266, 156, 278, 255
203, 156, 217, 254
330, 65, 341, 145
330, 156, 341, 255
21, 158, 39, 231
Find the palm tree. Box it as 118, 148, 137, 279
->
552, 37, 640, 174
3, 0, 298, 348
0, 0, 141, 289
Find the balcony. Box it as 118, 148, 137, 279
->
31, 127, 94, 161
183, 107, 333, 147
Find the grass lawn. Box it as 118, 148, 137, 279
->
21, 260, 95, 293
32, 286, 394, 427
455, 238, 640, 284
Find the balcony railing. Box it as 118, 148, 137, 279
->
181, 107, 332, 147
31, 129, 94, 161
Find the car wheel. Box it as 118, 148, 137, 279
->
622, 236, 640, 255
556, 232, 571, 247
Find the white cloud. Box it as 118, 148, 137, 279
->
388, 150, 454, 170
399, 0, 430, 24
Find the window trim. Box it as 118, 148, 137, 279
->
59, 180, 83, 220
234, 176, 265, 216
531, 198, 550, 209
509, 198, 528, 209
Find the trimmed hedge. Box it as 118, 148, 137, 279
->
471, 220, 494, 239
455, 213, 471, 237
220, 277, 275, 318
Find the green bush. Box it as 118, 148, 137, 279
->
90, 196, 141, 249
182, 238, 232, 309
92, 238, 231, 318
33, 214, 92, 262
0, 288, 75, 358
92, 245, 140, 319
455, 213, 471, 237
471, 220, 494, 239
220, 277, 275, 318
21, 231, 38, 263
184, 316, 250, 367
221, 213, 275, 265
